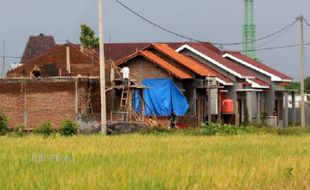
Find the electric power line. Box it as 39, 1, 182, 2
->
114, 0, 298, 47
256, 22, 295, 48
246, 42, 310, 52
304, 17, 310, 28
0, 55, 21, 59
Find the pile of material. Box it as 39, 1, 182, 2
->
107, 122, 147, 135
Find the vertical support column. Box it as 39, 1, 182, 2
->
283, 92, 289, 128
98, 0, 107, 135
246, 91, 252, 123
292, 91, 296, 126
233, 90, 238, 126
207, 88, 212, 124
75, 79, 79, 116
241, 98, 245, 124
66, 44, 71, 74
266, 87, 275, 115
256, 92, 261, 124
23, 82, 28, 129
217, 90, 222, 122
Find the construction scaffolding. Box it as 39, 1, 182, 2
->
108, 61, 159, 126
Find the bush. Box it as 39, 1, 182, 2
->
60, 120, 79, 136
143, 126, 172, 135
201, 123, 259, 136
0, 111, 8, 135
37, 122, 54, 137
14, 124, 26, 137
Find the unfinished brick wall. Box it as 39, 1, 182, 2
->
127, 57, 172, 83
0, 83, 25, 128
0, 80, 93, 129
26, 82, 76, 129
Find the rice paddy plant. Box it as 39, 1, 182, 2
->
0, 134, 310, 189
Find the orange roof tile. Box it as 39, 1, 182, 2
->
152, 44, 216, 77
140, 51, 192, 79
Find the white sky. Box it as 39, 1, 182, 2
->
0, 0, 309, 80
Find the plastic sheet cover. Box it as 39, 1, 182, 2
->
134, 79, 189, 116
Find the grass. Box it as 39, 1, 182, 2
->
1, 134, 310, 189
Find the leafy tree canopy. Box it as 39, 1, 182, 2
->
80, 24, 99, 48
285, 77, 310, 94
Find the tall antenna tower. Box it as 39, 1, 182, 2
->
243, 0, 256, 59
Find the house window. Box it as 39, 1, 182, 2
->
43, 64, 58, 76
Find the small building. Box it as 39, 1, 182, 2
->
0, 38, 296, 129
115, 43, 220, 127
20, 33, 56, 64
1, 43, 102, 129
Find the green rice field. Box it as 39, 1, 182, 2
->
1, 134, 310, 189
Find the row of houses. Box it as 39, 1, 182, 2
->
0, 34, 300, 129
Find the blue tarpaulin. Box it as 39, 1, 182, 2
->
134, 79, 189, 116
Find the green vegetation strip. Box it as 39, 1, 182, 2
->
1, 134, 310, 189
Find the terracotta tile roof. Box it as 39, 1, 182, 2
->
21, 34, 56, 64
152, 44, 217, 77
104, 42, 219, 62
19, 39, 220, 64
179, 44, 256, 78
117, 49, 192, 79
8, 44, 99, 77
224, 51, 292, 81
140, 51, 192, 79
186, 56, 234, 85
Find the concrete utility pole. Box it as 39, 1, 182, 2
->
1, 40, 5, 77
297, 15, 306, 128
98, 0, 107, 135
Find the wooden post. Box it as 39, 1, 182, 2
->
128, 89, 132, 121
141, 89, 145, 116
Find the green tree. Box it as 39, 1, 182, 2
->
285, 77, 310, 94
80, 24, 99, 48
285, 82, 300, 91
305, 77, 310, 94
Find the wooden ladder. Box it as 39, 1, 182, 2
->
120, 85, 129, 111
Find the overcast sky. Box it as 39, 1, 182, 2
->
0, 0, 309, 80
